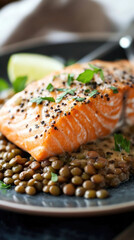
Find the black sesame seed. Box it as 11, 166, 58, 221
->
20, 103, 24, 108
35, 135, 38, 139
35, 124, 39, 129
57, 110, 62, 113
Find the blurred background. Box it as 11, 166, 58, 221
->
0, 0, 134, 54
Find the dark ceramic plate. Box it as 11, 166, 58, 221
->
0, 40, 133, 217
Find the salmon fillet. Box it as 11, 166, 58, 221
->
0, 60, 134, 161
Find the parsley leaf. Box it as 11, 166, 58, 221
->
0, 181, 11, 189
76, 64, 104, 84
76, 69, 94, 83
0, 78, 9, 91
88, 90, 98, 97
56, 88, 67, 92
110, 86, 118, 94
13, 76, 27, 93
56, 88, 76, 103
31, 97, 55, 104
67, 74, 74, 86
73, 97, 86, 102
114, 134, 130, 153
51, 172, 58, 182
46, 83, 54, 92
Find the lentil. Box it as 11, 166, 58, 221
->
25, 186, 36, 195
15, 185, 25, 193
84, 190, 96, 199
75, 187, 85, 197
96, 189, 109, 199
49, 186, 61, 196
63, 183, 75, 196
71, 176, 83, 185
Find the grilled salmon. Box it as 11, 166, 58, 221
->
0, 60, 134, 161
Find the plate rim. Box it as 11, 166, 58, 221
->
1, 199, 134, 217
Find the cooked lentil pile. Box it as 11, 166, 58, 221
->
0, 90, 134, 199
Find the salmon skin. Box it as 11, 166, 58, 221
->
0, 60, 134, 161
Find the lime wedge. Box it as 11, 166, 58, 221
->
8, 53, 64, 84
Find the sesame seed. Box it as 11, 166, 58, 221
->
35, 124, 39, 129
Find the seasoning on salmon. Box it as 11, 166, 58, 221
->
0, 60, 134, 161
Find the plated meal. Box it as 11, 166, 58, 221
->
0, 55, 134, 201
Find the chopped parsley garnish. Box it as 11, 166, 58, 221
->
67, 74, 74, 86
13, 76, 28, 93
51, 172, 58, 182
56, 88, 76, 103
88, 90, 98, 97
76, 69, 94, 83
114, 134, 130, 153
76, 64, 104, 84
110, 86, 118, 94
56, 88, 67, 92
0, 78, 9, 91
46, 83, 54, 92
0, 181, 11, 189
73, 97, 86, 102
31, 96, 55, 104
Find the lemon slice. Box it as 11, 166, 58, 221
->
8, 53, 64, 84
